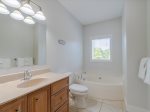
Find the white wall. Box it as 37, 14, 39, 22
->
83, 18, 122, 76
147, 0, 150, 110
33, 0, 83, 73
148, 0, 150, 57
34, 23, 46, 65
122, 2, 128, 107
123, 0, 148, 111
0, 15, 34, 59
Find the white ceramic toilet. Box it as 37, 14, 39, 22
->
69, 73, 88, 108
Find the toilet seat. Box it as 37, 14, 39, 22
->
70, 84, 88, 93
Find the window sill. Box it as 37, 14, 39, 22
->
90, 59, 112, 63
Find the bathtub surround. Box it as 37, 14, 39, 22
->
83, 18, 122, 77
32, 0, 83, 74
78, 75, 123, 101
122, 0, 149, 111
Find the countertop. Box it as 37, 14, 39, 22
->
0, 72, 69, 105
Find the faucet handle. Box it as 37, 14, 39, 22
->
23, 69, 32, 80
27, 69, 32, 76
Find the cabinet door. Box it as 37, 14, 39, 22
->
0, 96, 27, 112
51, 87, 68, 112
28, 87, 49, 112
56, 102, 69, 112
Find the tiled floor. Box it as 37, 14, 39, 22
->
70, 98, 125, 112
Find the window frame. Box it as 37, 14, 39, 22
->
91, 36, 112, 63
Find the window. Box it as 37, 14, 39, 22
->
92, 38, 111, 61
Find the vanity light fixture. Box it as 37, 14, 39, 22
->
24, 16, 35, 24
20, 0, 35, 15
0, 0, 46, 24
1, 0, 21, 8
10, 10, 24, 20
33, 10, 46, 21
0, 3, 10, 14
31, 1, 46, 21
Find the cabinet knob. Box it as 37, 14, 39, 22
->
35, 98, 39, 101
16, 109, 21, 112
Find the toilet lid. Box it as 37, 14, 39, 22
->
69, 84, 88, 93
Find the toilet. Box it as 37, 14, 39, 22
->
69, 73, 88, 108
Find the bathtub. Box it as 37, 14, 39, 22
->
76, 75, 123, 101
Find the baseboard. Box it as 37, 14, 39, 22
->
126, 105, 149, 112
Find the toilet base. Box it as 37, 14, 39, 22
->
72, 94, 88, 109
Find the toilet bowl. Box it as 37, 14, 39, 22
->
69, 84, 88, 108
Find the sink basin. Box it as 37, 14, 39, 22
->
17, 78, 48, 88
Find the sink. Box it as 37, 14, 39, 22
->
17, 78, 48, 88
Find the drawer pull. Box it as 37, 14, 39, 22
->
15, 109, 21, 112
35, 98, 39, 101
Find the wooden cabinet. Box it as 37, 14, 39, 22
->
51, 78, 69, 112
51, 78, 69, 95
0, 96, 27, 112
28, 86, 50, 112
51, 87, 68, 112
0, 77, 69, 112
56, 102, 68, 112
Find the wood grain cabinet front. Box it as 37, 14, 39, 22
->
0, 96, 27, 112
0, 77, 69, 112
28, 86, 50, 112
51, 78, 69, 95
50, 77, 69, 112
51, 87, 68, 112
55, 102, 69, 112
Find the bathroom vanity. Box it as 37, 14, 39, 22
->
0, 68, 69, 112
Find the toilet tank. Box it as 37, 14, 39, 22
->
65, 72, 75, 85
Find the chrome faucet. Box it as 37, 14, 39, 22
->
24, 69, 32, 80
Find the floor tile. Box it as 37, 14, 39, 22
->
102, 100, 123, 109
69, 98, 125, 112
85, 99, 101, 112
70, 99, 101, 112
100, 103, 123, 112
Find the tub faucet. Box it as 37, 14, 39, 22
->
24, 69, 32, 80
81, 74, 83, 79
98, 74, 102, 79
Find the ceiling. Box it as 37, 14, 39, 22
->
57, 0, 124, 25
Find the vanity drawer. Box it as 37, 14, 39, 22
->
51, 87, 69, 112
56, 102, 69, 112
51, 77, 69, 95
0, 96, 27, 112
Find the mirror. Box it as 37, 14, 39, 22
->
0, 14, 46, 69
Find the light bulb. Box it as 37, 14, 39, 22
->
20, 3, 35, 15
0, 3, 9, 14
24, 16, 35, 24
1, 0, 21, 8
33, 11, 46, 21
10, 10, 24, 20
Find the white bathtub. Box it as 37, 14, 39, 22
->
76, 75, 123, 101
